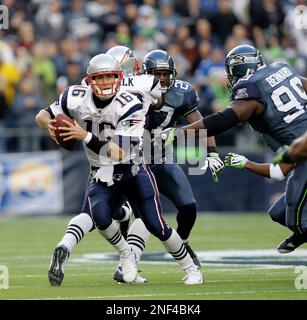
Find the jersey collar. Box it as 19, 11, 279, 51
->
92, 92, 114, 109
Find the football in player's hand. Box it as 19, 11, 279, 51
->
54, 114, 76, 151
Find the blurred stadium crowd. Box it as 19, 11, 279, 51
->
0, 0, 306, 153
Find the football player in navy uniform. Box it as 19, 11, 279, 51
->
161, 45, 307, 253
36, 53, 203, 286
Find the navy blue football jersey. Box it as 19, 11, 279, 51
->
231, 62, 307, 151
145, 80, 199, 163
146, 79, 199, 132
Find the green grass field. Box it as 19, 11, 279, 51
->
0, 213, 307, 300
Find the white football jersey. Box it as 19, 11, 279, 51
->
81, 74, 161, 114
121, 74, 161, 114
49, 85, 145, 167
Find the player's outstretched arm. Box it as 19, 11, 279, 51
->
225, 152, 293, 181
160, 99, 263, 146
182, 100, 264, 136
185, 110, 224, 182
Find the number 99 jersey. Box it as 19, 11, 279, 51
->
231, 62, 307, 151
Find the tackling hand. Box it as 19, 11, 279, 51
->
224, 152, 248, 169
201, 152, 224, 182
272, 146, 291, 164
154, 127, 178, 148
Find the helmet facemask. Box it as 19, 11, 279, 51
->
87, 71, 123, 100
149, 68, 176, 93
87, 53, 123, 100
225, 50, 265, 91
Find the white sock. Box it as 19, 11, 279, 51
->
162, 229, 194, 271
57, 213, 94, 254
98, 220, 130, 253
117, 203, 132, 222
127, 218, 150, 263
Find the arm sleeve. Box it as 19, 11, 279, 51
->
85, 134, 108, 154
85, 133, 139, 155
202, 108, 240, 136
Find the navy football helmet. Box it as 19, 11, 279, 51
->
225, 45, 265, 90
143, 50, 177, 92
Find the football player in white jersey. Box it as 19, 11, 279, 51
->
38, 46, 164, 285
36, 53, 203, 286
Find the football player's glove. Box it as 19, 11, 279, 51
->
224, 152, 248, 169
154, 127, 179, 148
273, 145, 291, 164
201, 152, 224, 182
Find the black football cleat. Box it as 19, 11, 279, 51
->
277, 231, 307, 253
185, 243, 202, 269
48, 245, 69, 286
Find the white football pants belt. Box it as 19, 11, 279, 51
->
92, 163, 140, 186
94, 166, 114, 186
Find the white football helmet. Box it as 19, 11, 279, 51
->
106, 45, 140, 77
87, 53, 123, 100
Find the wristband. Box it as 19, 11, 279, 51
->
83, 132, 92, 144
207, 146, 218, 153
269, 164, 286, 181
